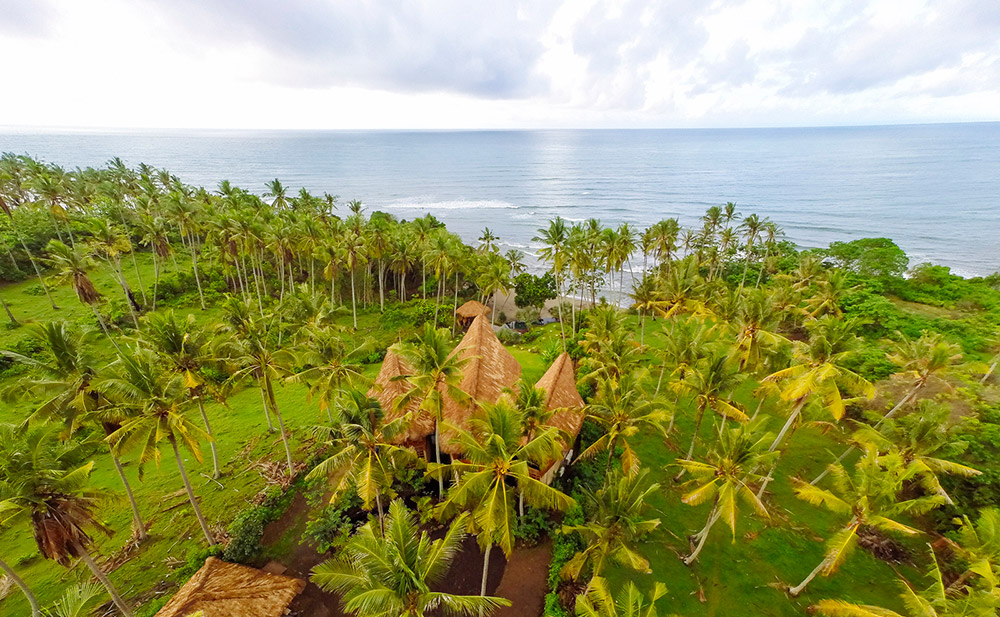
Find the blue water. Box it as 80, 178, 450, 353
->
1, 124, 998, 276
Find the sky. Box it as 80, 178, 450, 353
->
1, 0, 998, 130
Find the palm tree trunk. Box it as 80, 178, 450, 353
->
789, 553, 830, 597
127, 249, 146, 305
556, 275, 566, 350
90, 304, 122, 354
756, 397, 808, 498
259, 386, 275, 432
265, 376, 296, 476
169, 435, 215, 545
754, 245, 771, 288
110, 450, 148, 541
492, 289, 498, 326
375, 492, 384, 534
434, 418, 444, 498
350, 268, 358, 330
452, 270, 460, 333
15, 229, 58, 310
1, 296, 18, 326
188, 232, 206, 310
0, 556, 41, 617
810, 387, 919, 485
480, 542, 492, 596
151, 252, 160, 311
684, 505, 721, 565
74, 541, 134, 617
197, 398, 221, 478
981, 357, 998, 384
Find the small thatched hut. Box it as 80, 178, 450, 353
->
534, 351, 586, 484
455, 299, 491, 329
154, 557, 305, 617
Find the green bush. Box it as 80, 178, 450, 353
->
222, 483, 299, 565
175, 544, 224, 579
136, 597, 170, 617
303, 492, 362, 554
514, 506, 554, 546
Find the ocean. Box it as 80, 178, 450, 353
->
1, 123, 998, 277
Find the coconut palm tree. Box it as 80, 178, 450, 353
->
758, 316, 874, 496
140, 310, 227, 478
847, 401, 980, 504
812, 549, 1000, 617
477, 254, 511, 326
577, 373, 668, 477
43, 240, 119, 348
560, 470, 661, 581
45, 582, 105, 617
575, 577, 666, 617
0, 425, 134, 616
226, 316, 297, 476
677, 422, 775, 564
788, 449, 945, 596
811, 331, 961, 485
1, 321, 148, 540
391, 324, 470, 497
306, 388, 412, 530
101, 348, 216, 546
311, 500, 510, 617
288, 324, 368, 424
673, 353, 747, 469
535, 217, 570, 345
85, 217, 140, 328
436, 399, 573, 595
0, 189, 59, 310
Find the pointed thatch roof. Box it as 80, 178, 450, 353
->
154, 557, 305, 617
439, 314, 521, 454
536, 352, 585, 440
456, 299, 491, 318
369, 350, 434, 444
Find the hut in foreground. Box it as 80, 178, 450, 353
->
154, 557, 305, 617
534, 351, 586, 484
455, 299, 491, 329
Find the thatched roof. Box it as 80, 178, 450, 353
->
440, 314, 521, 454
154, 557, 305, 617
536, 352, 585, 440
369, 350, 434, 445
456, 300, 491, 318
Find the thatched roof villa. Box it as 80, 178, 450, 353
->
455, 299, 491, 329
154, 557, 305, 617
369, 314, 585, 482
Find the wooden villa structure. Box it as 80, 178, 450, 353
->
455, 299, 491, 329
369, 314, 584, 483
154, 557, 305, 617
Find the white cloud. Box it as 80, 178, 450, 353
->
0, 0, 997, 129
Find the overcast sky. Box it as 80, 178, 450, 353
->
1, 0, 998, 130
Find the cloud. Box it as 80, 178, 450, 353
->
0, 0, 55, 36
137, 0, 556, 98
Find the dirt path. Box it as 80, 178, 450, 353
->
493, 540, 553, 617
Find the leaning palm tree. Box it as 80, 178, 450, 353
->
311, 500, 510, 617
788, 449, 945, 596
436, 400, 573, 595
677, 422, 775, 565
1, 321, 148, 540
578, 373, 669, 477
561, 470, 661, 581
813, 550, 1000, 617
391, 324, 470, 497
0, 425, 134, 616
101, 348, 216, 546
306, 389, 412, 530
43, 240, 119, 348
575, 577, 666, 617
758, 316, 874, 496
848, 401, 980, 504
811, 331, 962, 485
140, 310, 227, 478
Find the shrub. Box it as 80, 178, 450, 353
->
514, 506, 554, 547
222, 482, 299, 565
303, 493, 362, 554
496, 328, 522, 345
175, 544, 224, 579
136, 597, 170, 617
